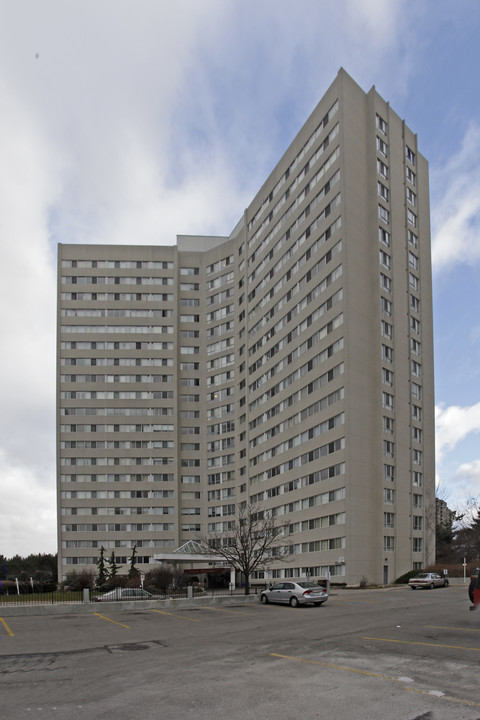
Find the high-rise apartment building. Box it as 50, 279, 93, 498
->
57, 69, 435, 585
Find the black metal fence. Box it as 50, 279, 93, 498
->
0, 584, 261, 606
0, 590, 85, 606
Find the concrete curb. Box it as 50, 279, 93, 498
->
0, 593, 259, 617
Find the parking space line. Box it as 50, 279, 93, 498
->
0, 617, 14, 637
151, 609, 201, 622
362, 636, 480, 652
425, 625, 480, 633
271, 652, 388, 679
93, 613, 130, 628
270, 653, 480, 709
203, 607, 259, 616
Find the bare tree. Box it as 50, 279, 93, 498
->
457, 497, 479, 529
202, 503, 289, 594
145, 565, 173, 594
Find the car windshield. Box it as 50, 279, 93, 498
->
297, 581, 321, 589
414, 574, 429, 579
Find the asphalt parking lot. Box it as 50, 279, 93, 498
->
1, 584, 479, 720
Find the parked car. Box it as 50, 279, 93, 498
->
93, 588, 156, 602
468, 568, 479, 603
260, 581, 328, 607
408, 572, 449, 590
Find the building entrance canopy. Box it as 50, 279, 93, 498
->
154, 541, 236, 588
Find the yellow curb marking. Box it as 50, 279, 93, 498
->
425, 625, 480, 633
150, 609, 201, 622
93, 612, 130, 628
362, 636, 480, 652
271, 653, 387, 679
0, 617, 14, 637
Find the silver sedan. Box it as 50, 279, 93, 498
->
408, 572, 449, 590
93, 588, 156, 602
260, 581, 328, 607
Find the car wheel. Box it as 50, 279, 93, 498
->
444, 580, 449, 587
410, 586, 416, 590
314, 602, 324, 606
260, 594, 269, 604
429, 583, 434, 589
289, 596, 299, 607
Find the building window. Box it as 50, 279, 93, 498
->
410, 294, 420, 312
379, 227, 390, 246
413, 471, 423, 487
378, 205, 390, 223
382, 392, 394, 410
406, 145, 416, 164
381, 320, 393, 339
180, 283, 199, 291
383, 416, 395, 433
377, 159, 388, 179
384, 512, 395, 528
407, 188, 416, 206
380, 273, 391, 292
378, 181, 389, 201
382, 344, 393, 363
411, 338, 421, 356
379, 250, 391, 269
407, 209, 417, 227
412, 426, 422, 443
408, 230, 418, 248
409, 251, 419, 270
413, 449, 423, 465
412, 405, 422, 422
384, 464, 395, 482
413, 493, 423, 509
384, 488, 395, 504
384, 536, 395, 551
411, 382, 422, 400
383, 440, 394, 457
382, 368, 394, 386
376, 114, 387, 134
377, 137, 388, 156
411, 360, 422, 378
411, 316, 420, 334
381, 297, 392, 316
406, 166, 416, 185
413, 516, 423, 531
413, 537, 423, 553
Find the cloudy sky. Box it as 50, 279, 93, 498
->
1, 0, 480, 558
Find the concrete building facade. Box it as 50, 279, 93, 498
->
57, 69, 435, 585
436, 498, 454, 528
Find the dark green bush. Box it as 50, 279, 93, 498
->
395, 569, 425, 584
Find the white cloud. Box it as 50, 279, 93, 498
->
452, 460, 480, 502
0, 451, 57, 558
431, 123, 480, 273
435, 402, 480, 463
0, 71, 58, 493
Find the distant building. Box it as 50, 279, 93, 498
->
57, 68, 435, 585
436, 498, 454, 527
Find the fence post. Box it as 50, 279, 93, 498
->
83, 588, 90, 604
